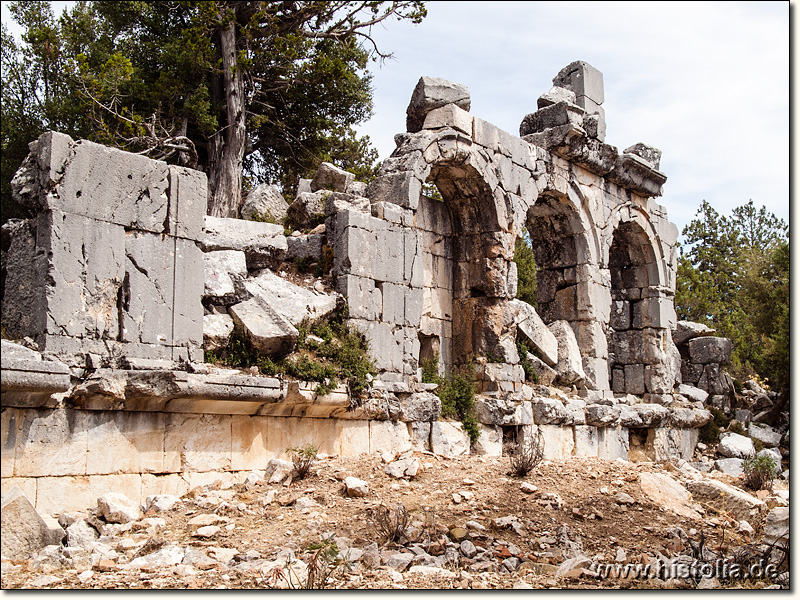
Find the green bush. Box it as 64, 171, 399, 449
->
728, 421, 746, 436
437, 368, 479, 444
420, 353, 441, 385
743, 454, 777, 491
516, 338, 539, 383
699, 419, 720, 445
513, 235, 537, 307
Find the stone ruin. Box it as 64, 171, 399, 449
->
2, 61, 732, 513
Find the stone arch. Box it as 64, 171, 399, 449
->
606, 213, 673, 395
424, 157, 516, 370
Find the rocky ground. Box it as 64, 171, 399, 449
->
1, 449, 789, 590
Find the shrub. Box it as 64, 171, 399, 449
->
420, 353, 441, 385
302, 534, 353, 589
728, 421, 746, 436
516, 338, 539, 383
743, 454, 777, 491
508, 427, 544, 477
437, 368, 480, 444
288, 443, 318, 480
371, 503, 410, 545
699, 419, 720, 445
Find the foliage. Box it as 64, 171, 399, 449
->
699, 419, 720, 446
2, 1, 427, 218
371, 503, 410, 545
742, 454, 777, 492
513, 233, 537, 306
288, 443, 318, 480
205, 303, 375, 397
675, 200, 788, 392
508, 427, 544, 477
437, 367, 480, 444
301, 534, 353, 589
420, 352, 440, 384
727, 421, 746, 436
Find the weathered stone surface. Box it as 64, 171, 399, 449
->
473, 424, 503, 456
585, 404, 620, 428
203, 250, 247, 299
685, 480, 765, 522
310, 162, 355, 194
1, 487, 65, 559
526, 354, 558, 386
748, 423, 781, 448
383, 457, 420, 479
672, 320, 715, 346
286, 233, 325, 262
717, 432, 755, 459
287, 191, 328, 229
530, 397, 570, 425
398, 392, 441, 422
475, 397, 533, 426
763, 506, 789, 547
145, 494, 181, 513
203, 216, 287, 269
243, 269, 337, 326
229, 296, 299, 356
675, 384, 709, 404
97, 492, 142, 524
344, 476, 369, 497
430, 421, 470, 457
510, 299, 558, 366
203, 313, 235, 352
548, 320, 586, 386
537, 86, 577, 109
714, 458, 745, 477
669, 407, 711, 429
688, 337, 732, 365
639, 472, 702, 520
241, 184, 289, 222
406, 76, 471, 133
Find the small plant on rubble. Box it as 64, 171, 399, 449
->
288, 443, 318, 480
370, 502, 411, 545
302, 534, 353, 589
743, 454, 777, 492
508, 427, 544, 477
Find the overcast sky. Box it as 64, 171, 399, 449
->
2, 1, 789, 235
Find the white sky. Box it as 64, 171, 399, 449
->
2, 1, 789, 235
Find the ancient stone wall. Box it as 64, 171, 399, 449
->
336, 63, 679, 399
3, 133, 206, 368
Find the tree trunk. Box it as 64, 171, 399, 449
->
207, 19, 246, 218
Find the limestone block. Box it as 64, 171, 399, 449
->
529, 397, 570, 425
286, 234, 325, 262
334, 420, 370, 456
229, 296, 298, 356
203, 250, 247, 298
240, 184, 289, 221
612, 368, 625, 394
243, 269, 337, 325
624, 364, 645, 395
406, 76, 471, 133
681, 361, 704, 385
85, 411, 165, 475
369, 421, 412, 455
672, 320, 716, 346
632, 297, 673, 329
537, 86, 578, 109
472, 117, 499, 150
639, 472, 702, 520
553, 61, 605, 106
399, 392, 441, 422
686, 480, 765, 523
715, 458, 744, 477
717, 432, 755, 459
548, 320, 586, 385
597, 426, 629, 460
610, 300, 631, 331
688, 337, 732, 365
140, 474, 190, 502
573, 425, 599, 457
229, 415, 268, 472
409, 421, 432, 452
1, 220, 48, 340
203, 215, 287, 270
12, 409, 89, 477
423, 104, 473, 135
430, 421, 470, 457
381, 282, 406, 324
1, 487, 65, 559
350, 319, 402, 373
310, 162, 355, 194
644, 363, 674, 394
581, 354, 608, 390
203, 313, 234, 352
97, 492, 142, 523
624, 143, 662, 170
509, 299, 558, 366
164, 414, 233, 472
748, 423, 782, 448
475, 397, 533, 426
372, 226, 405, 284
367, 171, 422, 211
763, 506, 789, 548
404, 286, 424, 327
538, 424, 575, 460
585, 404, 621, 428
172, 238, 204, 351
697, 363, 729, 395
668, 408, 711, 429
473, 424, 503, 456
336, 275, 382, 321
519, 102, 585, 136
653, 428, 697, 462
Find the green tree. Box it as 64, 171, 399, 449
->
513, 233, 537, 307
676, 200, 789, 393
2, 1, 426, 219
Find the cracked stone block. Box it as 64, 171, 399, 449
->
203, 313, 234, 352
204, 250, 247, 299
310, 162, 355, 194
406, 76, 471, 133
240, 184, 289, 222
229, 295, 298, 356
243, 269, 337, 326
202, 216, 287, 270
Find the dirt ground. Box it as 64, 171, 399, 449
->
0, 450, 786, 590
